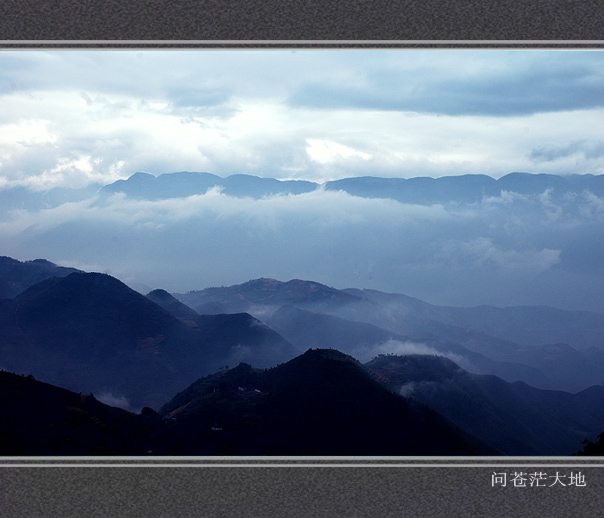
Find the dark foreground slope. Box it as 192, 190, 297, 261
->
160, 349, 498, 456
0, 370, 174, 455
366, 355, 604, 455
8, 349, 602, 456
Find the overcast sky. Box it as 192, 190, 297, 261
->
0, 49, 603, 189
0, 50, 602, 312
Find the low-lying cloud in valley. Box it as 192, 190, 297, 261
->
1, 178, 603, 312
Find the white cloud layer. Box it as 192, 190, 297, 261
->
1, 181, 602, 312
0, 50, 603, 189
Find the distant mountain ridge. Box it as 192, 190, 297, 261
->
176, 277, 604, 392
98, 171, 604, 205
349, 288, 604, 350
324, 172, 604, 204
180, 277, 358, 314
0, 256, 81, 298
4, 172, 602, 211
264, 304, 552, 387
99, 171, 317, 200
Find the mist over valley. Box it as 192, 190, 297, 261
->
2, 170, 603, 313
1, 49, 603, 455
1, 251, 603, 455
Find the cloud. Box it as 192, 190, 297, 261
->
289, 51, 604, 116
306, 139, 372, 164
10, 194, 604, 301
439, 237, 561, 274
0, 169, 603, 312
398, 381, 439, 398
96, 391, 138, 413
529, 140, 604, 163
0, 49, 602, 314
0, 50, 603, 188
227, 344, 253, 364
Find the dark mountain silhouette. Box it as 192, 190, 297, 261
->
4, 347, 604, 456
366, 354, 604, 455
146, 288, 199, 324
1, 255, 603, 456
0, 272, 298, 409
0, 256, 81, 298
575, 429, 604, 455
192, 312, 300, 367
0, 370, 174, 455
159, 349, 499, 456
99, 171, 318, 200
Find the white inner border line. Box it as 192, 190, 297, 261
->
1, 40, 604, 45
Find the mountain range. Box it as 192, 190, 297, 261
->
1, 256, 604, 455
158, 349, 497, 456
2, 170, 601, 213
176, 277, 604, 393
0, 261, 299, 409
96, 170, 604, 206
366, 355, 604, 455
3, 170, 603, 315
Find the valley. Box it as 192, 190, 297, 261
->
1, 256, 603, 456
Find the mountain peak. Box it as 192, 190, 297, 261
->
366, 354, 464, 383
146, 289, 199, 322
0, 256, 82, 298
299, 347, 361, 364
178, 277, 359, 315
147, 288, 175, 301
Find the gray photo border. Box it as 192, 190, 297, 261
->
1, 1, 604, 516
